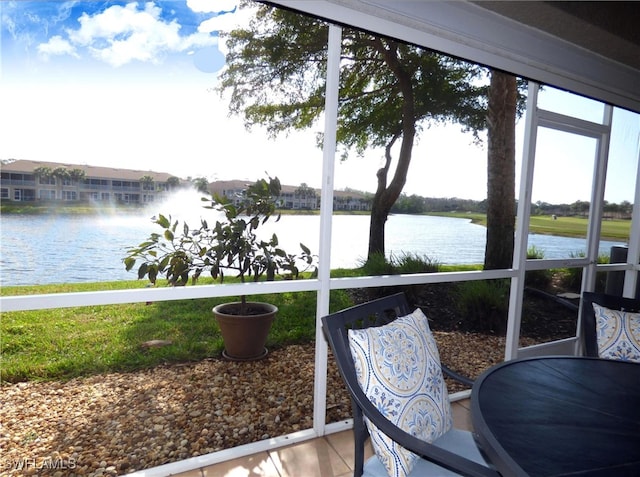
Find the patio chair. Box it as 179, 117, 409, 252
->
581, 291, 640, 361
322, 292, 498, 477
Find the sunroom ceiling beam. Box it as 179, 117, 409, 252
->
268, 0, 640, 113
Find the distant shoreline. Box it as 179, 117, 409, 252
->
0, 202, 630, 241
0, 202, 365, 216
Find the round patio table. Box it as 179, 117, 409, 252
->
471, 356, 640, 477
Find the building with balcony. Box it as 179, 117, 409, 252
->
0, 159, 179, 205
210, 179, 371, 211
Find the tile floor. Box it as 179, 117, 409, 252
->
172, 400, 472, 477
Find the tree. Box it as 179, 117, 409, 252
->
167, 176, 180, 189
295, 183, 317, 208
140, 175, 155, 191
295, 183, 316, 199
219, 4, 488, 259
192, 177, 210, 194
33, 166, 52, 181
69, 168, 86, 199
484, 71, 517, 270
52, 167, 71, 200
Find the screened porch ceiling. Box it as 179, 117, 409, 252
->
270, 0, 640, 113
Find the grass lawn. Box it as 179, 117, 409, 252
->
433, 212, 630, 241
0, 279, 353, 383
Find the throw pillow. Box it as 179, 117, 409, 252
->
348, 308, 452, 477
592, 303, 640, 362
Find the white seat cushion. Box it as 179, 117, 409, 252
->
349, 309, 452, 477
363, 428, 490, 477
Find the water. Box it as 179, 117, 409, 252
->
0, 212, 625, 286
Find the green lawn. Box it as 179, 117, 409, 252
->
0, 279, 353, 384
433, 212, 630, 241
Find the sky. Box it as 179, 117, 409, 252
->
1, 0, 639, 204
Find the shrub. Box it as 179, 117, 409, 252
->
358, 252, 440, 275
358, 252, 394, 276
358, 252, 440, 302
525, 245, 553, 290
393, 252, 440, 274
557, 251, 609, 292
455, 279, 510, 334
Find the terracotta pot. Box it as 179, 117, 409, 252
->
212, 302, 277, 360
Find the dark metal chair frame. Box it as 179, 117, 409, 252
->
321, 292, 499, 477
581, 291, 640, 357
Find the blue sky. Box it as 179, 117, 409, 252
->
1, 1, 639, 203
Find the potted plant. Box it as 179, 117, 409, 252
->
124, 176, 316, 360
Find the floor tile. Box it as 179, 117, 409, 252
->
269, 437, 351, 477
325, 429, 373, 471
451, 401, 472, 431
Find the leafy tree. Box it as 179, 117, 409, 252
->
140, 175, 155, 191
51, 167, 71, 200
69, 168, 86, 183
620, 200, 633, 217
570, 200, 590, 217
167, 176, 180, 189
192, 177, 210, 194
52, 167, 70, 181
33, 166, 53, 181
295, 183, 316, 198
391, 193, 426, 214
69, 168, 86, 198
218, 4, 488, 259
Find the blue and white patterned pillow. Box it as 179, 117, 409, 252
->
348, 308, 452, 477
592, 303, 640, 363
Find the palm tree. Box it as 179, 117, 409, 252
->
69, 168, 86, 201
167, 176, 180, 190
192, 177, 210, 194
52, 167, 71, 200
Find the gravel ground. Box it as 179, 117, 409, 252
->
1, 334, 533, 476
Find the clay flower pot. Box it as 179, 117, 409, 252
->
213, 302, 278, 360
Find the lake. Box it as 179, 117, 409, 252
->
0, 212, 625, 286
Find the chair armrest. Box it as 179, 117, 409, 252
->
442, 364, 475, 388
345, 378, 500, 477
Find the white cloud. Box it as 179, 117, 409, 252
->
198, 4, 256, 58
56, 2, 218, 67
186, 0, 238, 14
198, 8, 248, 34
37, 35, 79, 59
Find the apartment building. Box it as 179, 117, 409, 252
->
209, 179, 371, 211
0, 160, 372, 210
0, 159, 178, 205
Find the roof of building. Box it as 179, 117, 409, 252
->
209, 180, 369, 199
1, 160, 370, 198
1, 159, 177, 182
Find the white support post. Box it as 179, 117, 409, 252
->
505, 81, 539, 360
623, 121, 640, 297
580, 105, 613, 294
313, 23, 342, 438
574, 104, 613, 354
